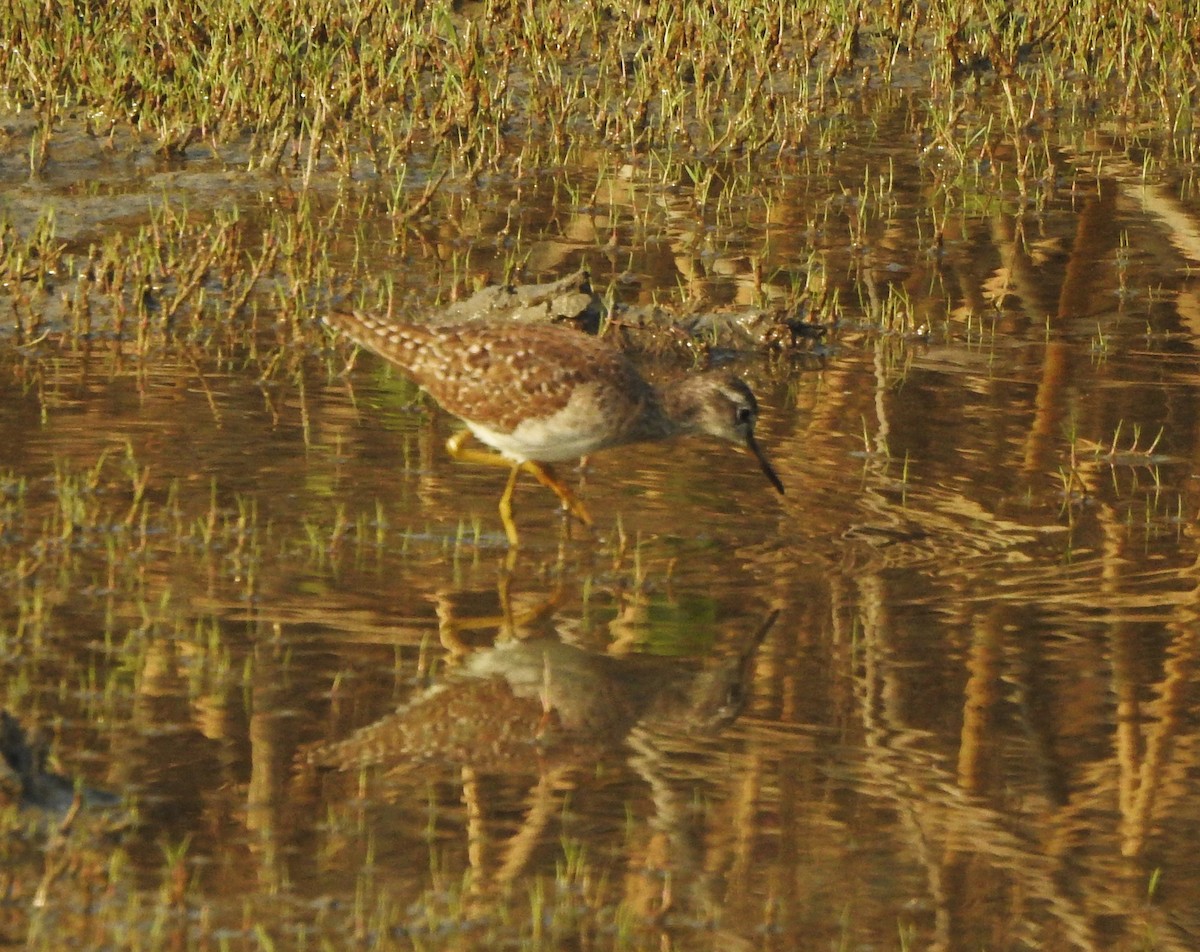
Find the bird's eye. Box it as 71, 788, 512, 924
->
736, 406, 754, 425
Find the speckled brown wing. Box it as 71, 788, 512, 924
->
305, 676, 559, 773
326, 311, 645, 433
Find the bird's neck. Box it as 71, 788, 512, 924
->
616, 375, 712, 446
654, 375, 711, 435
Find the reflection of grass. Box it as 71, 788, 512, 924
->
1058, 420, 1181, 533
1078, 421, 1168, 466
1, 804, 670, 951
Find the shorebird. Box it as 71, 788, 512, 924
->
326, 311, 784, 544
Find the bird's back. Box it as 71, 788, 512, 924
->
326, 311, 653, 439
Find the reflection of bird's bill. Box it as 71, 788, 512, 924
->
746, 434, 785, 495
744, 609, 780, 658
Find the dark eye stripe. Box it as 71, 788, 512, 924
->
726, 378, 758, 414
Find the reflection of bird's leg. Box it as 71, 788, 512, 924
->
491, 765, 575, 893
461, 764, 577, 911
498, 546, 519, 634
462, 765, 487, 897
434, 549, 565, 653
625, 730, 682, 922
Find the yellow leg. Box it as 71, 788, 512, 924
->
445, 431, 593, 541
519, 461, 593, 528
446, 430, 523, 544
446, 429, 514, 468
498, 464, 521, 547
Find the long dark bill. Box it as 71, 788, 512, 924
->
746, 433, 785, 495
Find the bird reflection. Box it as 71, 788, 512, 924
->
301, 607, 777, 908
306, 611, 776, 781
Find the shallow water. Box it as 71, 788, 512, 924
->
3, 100, 1200, 950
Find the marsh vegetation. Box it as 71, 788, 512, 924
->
2, 1, 1200, 949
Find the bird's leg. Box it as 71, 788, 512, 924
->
520, 461, 593, 529
445, 429, 514, 469
498, 464, 522, 547
445, 430, 524, 545
446, 430, 593, 533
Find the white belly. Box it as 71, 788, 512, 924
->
459, 381, 650, 463
466, 416, 612, 462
